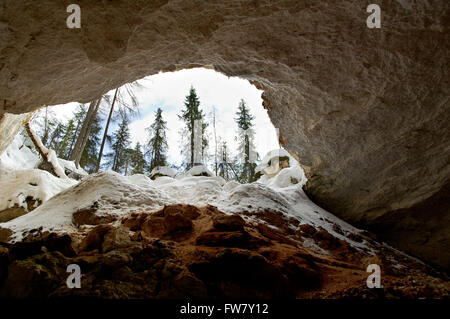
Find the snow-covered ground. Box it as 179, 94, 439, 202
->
0, 133, 84, 212
0, 142, 372, 255
0, 133, 378, 259
149, 166, 176, 179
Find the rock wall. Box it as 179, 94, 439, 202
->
0, 112, 32, 155
0, 1, 449, 268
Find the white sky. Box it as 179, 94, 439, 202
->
48, 68, 279, 167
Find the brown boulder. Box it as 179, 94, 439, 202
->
171, 271, 207, 298
163, 214, 193, 233
189, 248, 292, 298
0, 228, 12, 243
0, 246, 8, 284
298, 223, 317, 237
141, 216, 166, 238
101, 226, 133, 253
163, 204, 201, 220
0, 206, 28, 223
196, 231, 247, 247
121, 213, 148, 231
72, 208, 116, 227
79, 224, 113, 252
212, 214, 245, 232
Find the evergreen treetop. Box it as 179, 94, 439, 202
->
146, 107, 168, 171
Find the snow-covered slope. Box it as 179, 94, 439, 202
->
149, 166, 176, 178
0, 133, 84, 214
0, 169, 77, 212
1, 163, 370, 254
256, 148, 291, 175
1, 139, 368, 255
0, 133, 40, 171
185, 165, 214, 177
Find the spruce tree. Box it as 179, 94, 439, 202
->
146, 108, 168, 172
179, 86, 208, 168
130, 142, 146, 175
68, 104, 87, 157
235, 99, 258, 183
47, 122, 64, 151
106, 114, 131, 173
57, 119, 75, 159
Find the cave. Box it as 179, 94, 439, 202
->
0, 0, 448, 300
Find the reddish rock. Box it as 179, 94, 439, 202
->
196, 231, 247, 247
313, 227, 342, 250
141, 216, 166, 237
121, 213, 148, 231
0, 205, 448, 299
280, 256, 322, 290
163, 204, 200, 220
79, 225, 113, 252
189, 248, 292, 298
256, 223, 297, 246
212, 214, 245, 231
72, 208, 116, 227
164, 214, 193, 233
102, 226, 133, 253
0, 228, 12, 243
0, 246, 8, 284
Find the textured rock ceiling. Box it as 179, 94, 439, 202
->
0, 0, 449, 268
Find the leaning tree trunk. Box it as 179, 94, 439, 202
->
70, 98, 101, 168
74, 98, 101, 168
95, 88, 118, 172
25, 122, 67, 178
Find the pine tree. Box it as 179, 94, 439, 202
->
95, 81, 143, 172
70, 98, 103, 168
68, 104, 87, 157
106, 114, 131, 173
57, 119, 75, 159
179, 86, 208, 168
47, 122, 64, 151
130, 142, 146, 175
146, 108, 168, 172
235, 99, 258, 183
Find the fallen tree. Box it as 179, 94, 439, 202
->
25, 121, 67, 179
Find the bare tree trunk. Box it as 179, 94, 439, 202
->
68, 118, 82, 157
190, 118, 194, 168
25, 122, 67, 178
212, 107, 218, 176
124, 156, 129, 176
95, 89, 118, 172
71, 98, 101, 168
42, 107, 49, 145
74, 98, 101, 168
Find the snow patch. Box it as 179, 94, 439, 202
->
0, 134, 40, 171
1, 145, 372, 254
150, 166, 176, 179
0, 133, 84, 216
0, 169, 77, 211
185, 165, 214, 177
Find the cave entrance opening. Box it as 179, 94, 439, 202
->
27, 67, 287, 182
